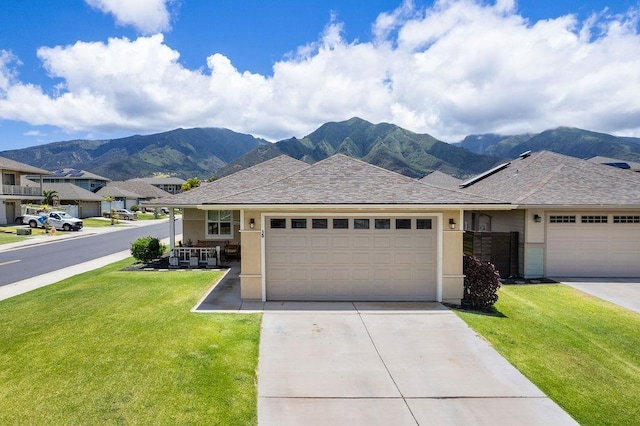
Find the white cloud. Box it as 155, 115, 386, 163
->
85, 0, 173, 34
1, 0, 640, 142
24, 130, 46, 137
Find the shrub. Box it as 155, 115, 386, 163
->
462, 255, 501, 310
130, 236, 165, 263
130, 205, 140, 212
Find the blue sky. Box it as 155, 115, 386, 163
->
1, 0, 639, 150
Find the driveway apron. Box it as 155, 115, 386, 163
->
559, 278, 640, 314
257, 302, 577, 426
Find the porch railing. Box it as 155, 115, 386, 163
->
2, 185, 42, 197
170, 246, 221, 266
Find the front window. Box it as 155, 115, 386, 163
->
207, 210, 233, 237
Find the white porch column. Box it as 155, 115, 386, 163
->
169, 209, 175, 250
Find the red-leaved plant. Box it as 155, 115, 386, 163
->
462, 255, 501, 310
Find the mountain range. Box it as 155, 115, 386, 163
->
2, 118, 640, 181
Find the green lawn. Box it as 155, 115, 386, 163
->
0, 260, 261, 425
82, 217, 125, 227
455, 284, 640, 426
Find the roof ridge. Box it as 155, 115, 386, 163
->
514, 163, 563, 203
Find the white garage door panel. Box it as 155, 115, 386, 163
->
547, 217, 640, 277
266, 217, 437, 301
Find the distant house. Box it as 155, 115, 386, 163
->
130, 177, 185, 194
21, 178, 104, 218
459, 151, 640, 278
0, 156, 49, 224
25, 168, 111, 192
419, 170, 463, 188
588, 156, 640, 172
96, 180, 171, 212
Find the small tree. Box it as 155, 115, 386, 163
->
462, 255, 501, 311
181, 177, 201, 192
43, 190, 58, 206
130, 236, 165, 263
103, 195, 115, 225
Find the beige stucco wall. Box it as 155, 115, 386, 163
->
181, 208, 240, 246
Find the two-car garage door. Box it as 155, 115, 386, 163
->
546, 214, 640, 277
265, 216, 437, 301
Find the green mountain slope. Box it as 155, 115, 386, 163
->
0, 128, 267, 180
458, 127, 640, 162
216, 117, 502, 178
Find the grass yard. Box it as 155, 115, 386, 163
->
456, 284, 640, 426
0, 260, 261, 425
82, 217, 124, 227
0, 232, 27, 245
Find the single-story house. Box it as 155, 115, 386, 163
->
458, 150, 640, 278
0, 156, 48, 225
150, 154, 509, 304
21, 179, 104, 218
130, 177, 185, 194
96, 181, 171, 212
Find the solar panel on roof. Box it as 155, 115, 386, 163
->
459, 162, 511, 188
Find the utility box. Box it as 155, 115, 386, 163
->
17, 228, 32, 235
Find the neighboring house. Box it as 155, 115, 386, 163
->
25, 168, 111, 192
96, 181, 171, 212
0, 156, 49, 225
419, 170, 463, 188
21, 178, 104, 218
588, 156, 640, 172
458, 150, 640, 279
130, 177, 185, 194
150, 155, 508, 304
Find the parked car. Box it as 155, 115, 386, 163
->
22, 211, 83, 231
116, 209, 137, 220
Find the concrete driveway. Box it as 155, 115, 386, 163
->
258, 302, 577, 426
558, 278, 640, 314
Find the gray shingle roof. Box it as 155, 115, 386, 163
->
131, 177, 186, 185
95, 186, 141, 199
419, 171, 463, 189
460, 150, 640, 206
29, 182, 104, 201
36, 168, 111, 181
588, 156, 640, 171
0, 156, 49, 175
151, 155, 310, 205
212, 154, 502, 205
105, 181, 171, 198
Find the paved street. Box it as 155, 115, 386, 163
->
0, 219, 179, 286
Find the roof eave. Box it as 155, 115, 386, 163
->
188, 203, 515, 210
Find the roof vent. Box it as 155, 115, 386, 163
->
519, 150, 532, 159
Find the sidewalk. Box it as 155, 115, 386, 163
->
0, 218, 177, 302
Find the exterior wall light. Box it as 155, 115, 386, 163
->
449, 218, 456, 229
249, 218, 255, 229
533, 214, 542, 223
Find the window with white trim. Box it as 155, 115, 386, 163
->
207, 210, 233, 237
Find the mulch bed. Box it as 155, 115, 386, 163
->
122, 256, 231, 271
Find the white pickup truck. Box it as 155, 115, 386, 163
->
22, 211, 83, 231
